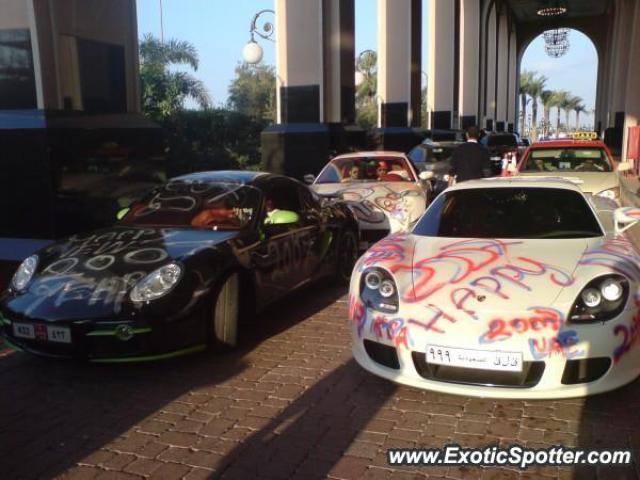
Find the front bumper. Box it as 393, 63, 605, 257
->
351, 305, 640, 399
0, 308, 205, 362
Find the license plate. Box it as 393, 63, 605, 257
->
12, 322, 71, 343
426, 345, 522, 372
13, 322, 35, 340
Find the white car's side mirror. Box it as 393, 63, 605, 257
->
618, 162, 632, 173
419, 171, 434, 181
614, 207, 640, 234
303, 174, 316, 184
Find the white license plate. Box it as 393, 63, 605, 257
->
12, 322, 71, 343
426, 345, 523, 372
46, 326, 71, 344
13, 322, 35, 340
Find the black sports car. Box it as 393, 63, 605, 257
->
0, 171, 359, 361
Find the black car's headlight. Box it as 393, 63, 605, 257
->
130, 263, 183, 303
569, 275, 629, 323
11, 254, 38, 291
360, 267, 399, 313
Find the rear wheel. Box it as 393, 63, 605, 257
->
335, 230, 359, 285
210, 272, 240, 348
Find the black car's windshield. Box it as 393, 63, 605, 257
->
481, 134, 518, 147
520, 147, 613, 173
120, 182, 259, 230
414, 187, 602, 239
408, 144, 459, 165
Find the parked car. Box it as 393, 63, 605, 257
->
408, 140, 464, 198
306, 152, 431, 249
480, 132, 521, 175
0, 171, 359, 361
350, 176, 640, 398
516, 135, 631, 204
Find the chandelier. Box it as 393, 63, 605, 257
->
543, 28, 570, 58
537, 1, 568, 17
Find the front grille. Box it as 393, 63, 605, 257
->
364, 339, 400, 369
411, 351, 545, 388
561, 357, 611, 385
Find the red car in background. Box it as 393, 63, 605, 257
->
516, 134, 632, 204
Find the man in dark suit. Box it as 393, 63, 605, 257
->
449, 126, 492, 183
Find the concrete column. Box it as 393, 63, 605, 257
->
507, 29, 517, 131
275, 0, 324, 123
459, 0, 479, 129
322, 0, 355, 125
485, 4, 497, 130
621, 1, 640, 163
495, 10, 509, 131
427, 0, 455, 129
608, 0, 634, 128
378, 0, 412, 128
27, 0, 58, 109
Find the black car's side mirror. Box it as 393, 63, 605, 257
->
303, 174, 315, 184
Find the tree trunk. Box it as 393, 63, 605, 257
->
531, 98, 538, 140
576, 111, 581, 129
556, 106, 561, 138
520, 94, 527, 133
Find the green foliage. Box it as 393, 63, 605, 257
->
355, 51, 378, 130
227, 63, 276, 122
140, 34, 211, 120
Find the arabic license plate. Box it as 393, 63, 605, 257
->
13, 322, 35, 340
426, 345, 523, 372
47, 326, 71, 344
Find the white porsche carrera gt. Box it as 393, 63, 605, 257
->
349, 176, 640, 399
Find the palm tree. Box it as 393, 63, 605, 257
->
355, 50, 377, 129
140, 34, 211, 118
551, 90, 570, 137
574, 103, 587, 130
563, 96, 582, 131
528, 74, 547, 140
540, 90, 554, 138
519, 70, 535, 134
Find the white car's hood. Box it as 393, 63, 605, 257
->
313, 181, 425, 233
518, 172, 618, 194
403, 236, 588, 312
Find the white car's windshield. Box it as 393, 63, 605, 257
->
521, 148, 613, 173
414, 187, 603, 239
315, 156, 416, 184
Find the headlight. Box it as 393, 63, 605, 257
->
570, 275, 628, 323
597, 188, 620, 201
360, 267, 398, 313
11, 255, 38, 291
130, 263, 183, 302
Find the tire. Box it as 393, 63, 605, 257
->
210, 272, 240, 348
335, 229, 359, 285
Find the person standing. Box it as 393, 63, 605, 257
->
449, 126, 492, 183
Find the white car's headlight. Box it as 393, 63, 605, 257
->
360, 267, 398, 313
11, 255, 38, 291
597, 188, 620, 201
130, 263, 183, 303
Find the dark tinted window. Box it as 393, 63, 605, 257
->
414, 187, 602, 239
0, 29, 37, 109
482, 134, 518, 147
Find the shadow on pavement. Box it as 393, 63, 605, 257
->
0, 283, 346, 479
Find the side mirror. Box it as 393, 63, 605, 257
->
419, 171, 434, 181
618, 162, 632, 173
614, 207, 640, 234
264, 210, 300, 226
116, 207, 130, 220
303, 174, 316, 184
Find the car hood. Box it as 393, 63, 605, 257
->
401, 236, 587, 312
4, 226, 238, 320
313, 182, 425, 232
517, 172, 619, 194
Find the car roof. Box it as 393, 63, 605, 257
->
332, 151, 406, 159
529, 140, 607, 149
419, 140, 463, 147
448, 176, 585, 193
170, 170, 269, 185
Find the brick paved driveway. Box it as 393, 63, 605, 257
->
1, 284, 639, 480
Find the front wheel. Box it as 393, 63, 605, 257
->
210, 272, 240, 348
335, 230, 359, 285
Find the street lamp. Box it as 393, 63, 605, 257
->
243, 9, 275, 64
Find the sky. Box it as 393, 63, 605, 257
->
136, 0, 597, 125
